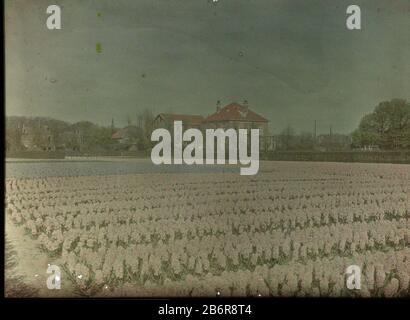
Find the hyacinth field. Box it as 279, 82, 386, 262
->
5, 161, 410, 297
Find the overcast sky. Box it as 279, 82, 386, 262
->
5, 0, 410, 133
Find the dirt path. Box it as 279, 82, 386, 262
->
6, 216, 77, 297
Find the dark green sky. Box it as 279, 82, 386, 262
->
6, 0, 410, 133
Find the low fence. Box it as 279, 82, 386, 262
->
6, 150, 150, 159
6, 151, 66, 159
64, 150, 149, 158
262, 151, 410, 164
7, 149, 410, 164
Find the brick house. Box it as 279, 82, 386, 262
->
203, 101, 269, 136
153, 113, 205, 133
153, 101, 269, 135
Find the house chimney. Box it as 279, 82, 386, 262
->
216, 100, 221, 112
243, 99, 249, 112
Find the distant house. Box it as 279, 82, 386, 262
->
153, 113, 204, 132
111, 125, 144, 144
153, 101, 269, 136
360, 145, 380, 151
20, 123, 55, 151
203, 101, 269, 136
317, 133, 352, 151
20, 124, 36, 150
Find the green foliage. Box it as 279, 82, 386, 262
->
353, 99, 410, 149
5, 114, 156, 154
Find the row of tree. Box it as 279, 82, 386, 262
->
5, 116, 115, 153
352, 99, 410, 150
5, 109, 155, 153
275, 98, 410, 151
275, 127, 351, 151
5, 99, 410, 153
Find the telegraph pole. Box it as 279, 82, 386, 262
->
314, 120, 317, 147
329, 125, 333, 150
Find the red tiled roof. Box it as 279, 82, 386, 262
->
157, 113, 204, 125
204, 102, 268, 123
111, 126, 143, 139
111, 131, 122, 139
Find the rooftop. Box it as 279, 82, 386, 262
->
156, 113, 204, 125
204, 102, 268, 123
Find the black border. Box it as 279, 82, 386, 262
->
1, 297, 409, 318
